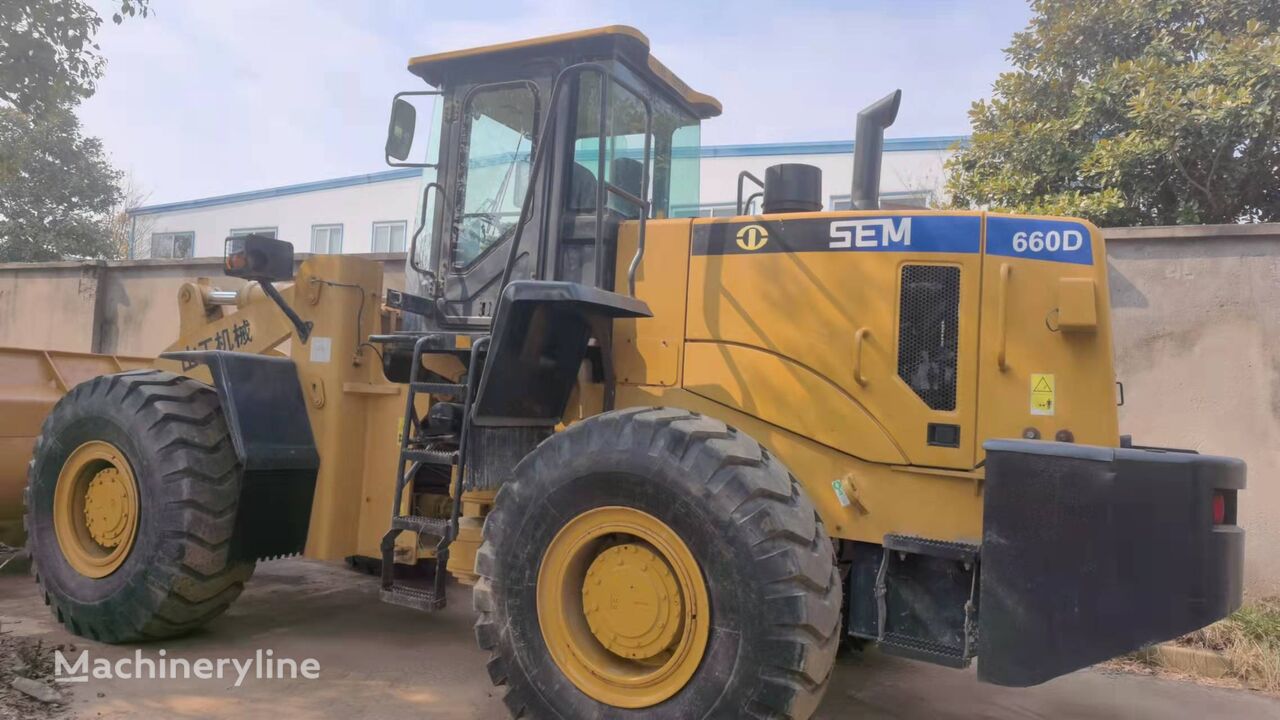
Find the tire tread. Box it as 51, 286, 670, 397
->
25, 370, 254, 643
474, 407, 841, 720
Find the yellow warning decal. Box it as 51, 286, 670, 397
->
1030, 373, 1055, 416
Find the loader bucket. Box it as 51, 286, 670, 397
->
0, 348, 152, 546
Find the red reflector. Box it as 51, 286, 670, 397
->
1213, 492, 1226, 525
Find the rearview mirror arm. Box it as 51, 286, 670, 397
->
260, 281, 313, 344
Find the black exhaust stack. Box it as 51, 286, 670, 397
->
850, 89, 902, 210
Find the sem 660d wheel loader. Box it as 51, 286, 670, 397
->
14, 26, 1244, 719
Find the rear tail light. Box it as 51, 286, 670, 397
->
1212, 490, 1236, 525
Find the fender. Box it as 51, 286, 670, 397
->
472, 280, 650, 426
161, 350, 320, 561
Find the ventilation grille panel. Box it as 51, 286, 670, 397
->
897, 265, 960, 411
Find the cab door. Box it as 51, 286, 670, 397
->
439, 81, 541, 325
683, 211, 984, 469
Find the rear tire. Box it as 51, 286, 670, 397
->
25, 370, 254, 642
474, 407, 841, 719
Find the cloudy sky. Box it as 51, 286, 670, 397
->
80, 0, 1032, 205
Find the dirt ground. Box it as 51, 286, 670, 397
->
2, 558, 1278, 720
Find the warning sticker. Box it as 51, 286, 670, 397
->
1031, 373, 1055, 416
832, 479, 852, 508
309, 336, 332, 363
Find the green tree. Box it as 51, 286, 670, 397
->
0, 0, 149, 116
947, 0, 1280, 226
0, 0, 149, 261
0, 106, 121, 262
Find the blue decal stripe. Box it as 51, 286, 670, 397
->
985, 217, 1094, 265
690, 215, 981, 256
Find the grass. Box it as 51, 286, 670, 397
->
1176, 597, 1280, 692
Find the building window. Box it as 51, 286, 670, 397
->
372, 221, 408, 253
693, 203, 740, 218
311, 224, 343, 254
150, 231, 194, 259
230, 227, 278, 239
830, 192, 931, 211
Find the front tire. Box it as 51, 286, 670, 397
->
25, 370, 254, 643
474, 407, 841, 719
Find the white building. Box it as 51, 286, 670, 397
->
128, 137, 962, 259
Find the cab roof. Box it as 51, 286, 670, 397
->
407, 25, 722, 119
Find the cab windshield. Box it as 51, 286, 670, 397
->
454, 83, 538, 266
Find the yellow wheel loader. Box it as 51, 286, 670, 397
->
15, 26, 1245, 719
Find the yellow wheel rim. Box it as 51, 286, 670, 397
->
537, 506, 709, 708
53, 440, 140, 579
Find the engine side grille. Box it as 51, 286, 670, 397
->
897, 265, 960, 411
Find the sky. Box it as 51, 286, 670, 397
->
79, 0, 1033, 205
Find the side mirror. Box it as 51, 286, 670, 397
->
224, 234, 294, 282
385, 97, 417, 162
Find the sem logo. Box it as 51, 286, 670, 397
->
735, 224, 769, 251
829, 218, 912, 249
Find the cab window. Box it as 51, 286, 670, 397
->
567, 74, 700, 220
454, 83, 537, 267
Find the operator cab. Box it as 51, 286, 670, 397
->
387, 26, 720, 329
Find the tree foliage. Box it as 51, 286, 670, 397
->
0, 106, 121, 262
0, 0, 148, 116
947, 0, 1280, 226
0, 0, 148, 262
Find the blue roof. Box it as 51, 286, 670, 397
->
129, 136, 967, 217
698, 136, 965, 158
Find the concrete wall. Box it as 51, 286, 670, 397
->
0, 223, 1276, 595
0, 262, 104, 353
1107, 223, 1280, 598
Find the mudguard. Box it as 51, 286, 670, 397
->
161, 350, 320, 562
472, 280, 650, 427
978, 439, 1245, 686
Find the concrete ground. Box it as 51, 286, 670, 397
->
1, 558, 1277, 720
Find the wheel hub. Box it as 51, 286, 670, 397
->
53, 440, 140, 579
537, 506, 710, 709
581, 543, 683, 661
84, 468, 132, 548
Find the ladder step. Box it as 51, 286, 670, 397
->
402, 449, 457, 466
391, 515, 450, 536
380, 585, 445, 612
410, 382, 466, 397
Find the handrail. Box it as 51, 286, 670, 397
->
854, 327, 872, 386
408, 182, 446, 278
997, 263, 1012, 371
736, 171, 764, 215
